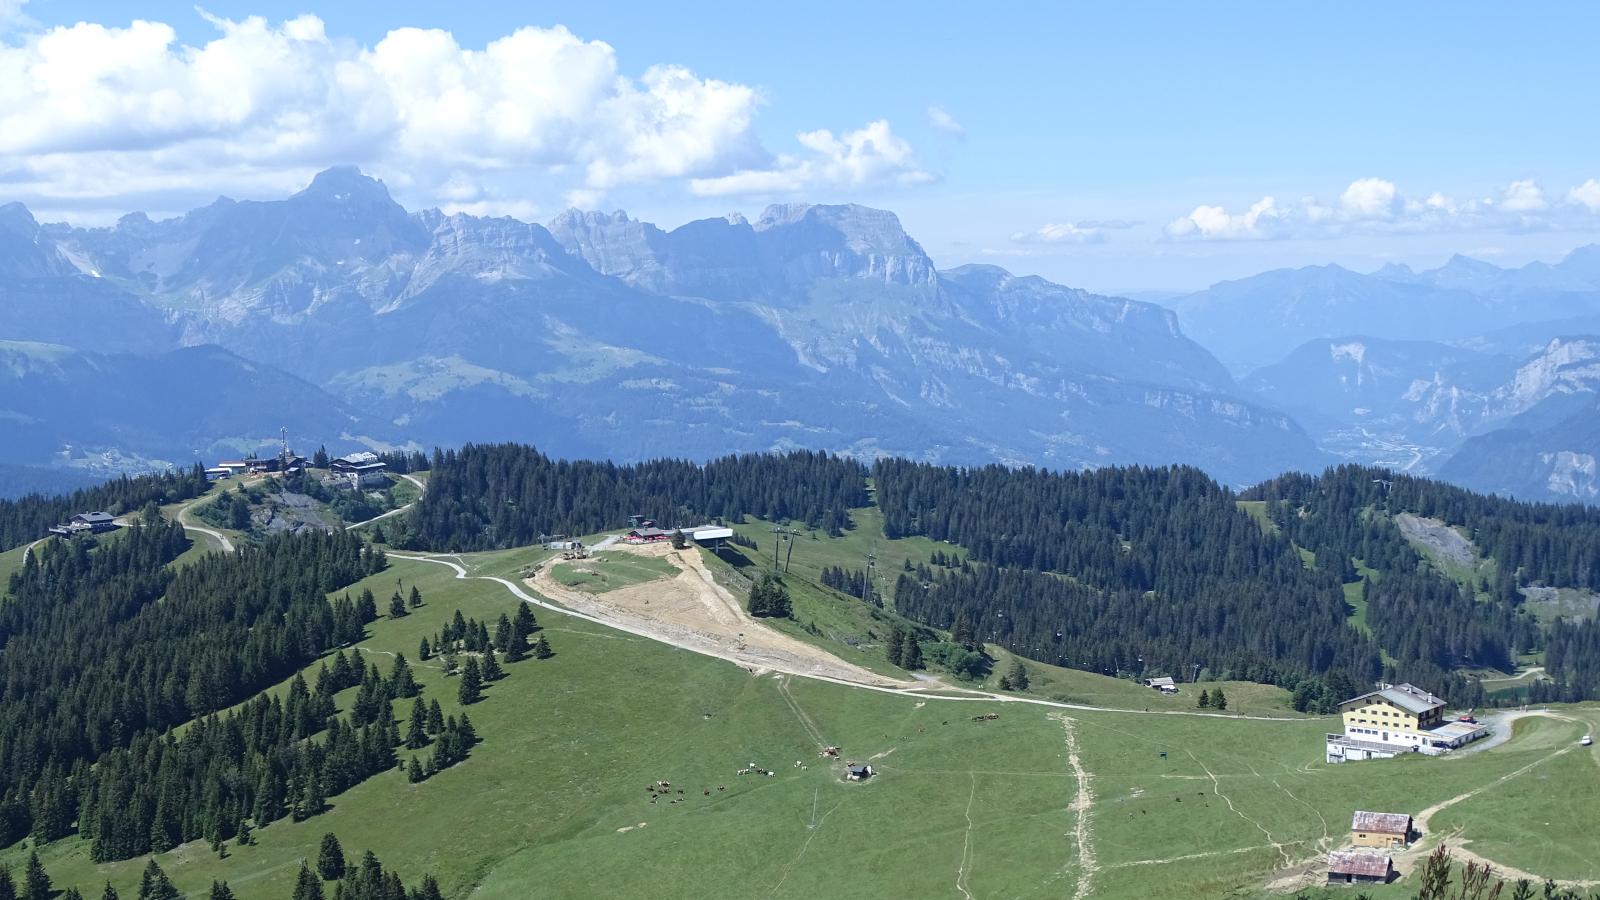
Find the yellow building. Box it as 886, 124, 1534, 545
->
1339, 683, 1445, 746
1350, 811, 1412, 848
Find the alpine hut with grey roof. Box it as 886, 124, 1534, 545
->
1326, 848, 1393, 886
1325, 683, 1488, 762
1349, 811, 1412, 848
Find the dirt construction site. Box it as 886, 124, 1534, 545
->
525, 541, 913, 689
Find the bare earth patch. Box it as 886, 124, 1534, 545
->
527, 541, 911, 689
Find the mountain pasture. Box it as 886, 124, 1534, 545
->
9, 550, 1595, 900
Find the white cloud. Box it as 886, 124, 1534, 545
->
1010, 222, 1108, 244
688, 120, 932, 196
0, 13, 928, 212
1500, 179, 1547, 212
927, 106, 965, 138
1165, 196, 1282, 239
1567, 180, 1600, 213
1340, 178, 1398, 218
1167, 177, 1600, 240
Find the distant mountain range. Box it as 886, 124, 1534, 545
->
2, 166, 1598, 503
0, 167, 1324, 488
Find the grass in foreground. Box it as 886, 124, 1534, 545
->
9, 552, 1596, 900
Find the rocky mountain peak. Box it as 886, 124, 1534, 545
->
294, 165, 398, 206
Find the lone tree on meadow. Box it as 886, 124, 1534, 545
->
389, 592, 407, 619
1006, 658, 1029, 691
533, 634, 554, 659
318, 832, 345, 880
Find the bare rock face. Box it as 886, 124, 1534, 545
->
0, 166, 1332, 486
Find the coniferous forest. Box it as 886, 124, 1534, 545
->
401, 444, 868, 551
0, 521, 409, 860
876, 460, 1600, 705
0, 465, 211, 553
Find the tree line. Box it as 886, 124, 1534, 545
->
401, 444, 867, 551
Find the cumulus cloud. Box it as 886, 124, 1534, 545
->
0, 13, 929, 212
1166, 197, 1283, 239
1166, 177, 1600, 240
1566, 180, 1600, 213
688, 120, 931, 196
927, 106, 964, 137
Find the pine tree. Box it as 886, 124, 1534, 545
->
389, 592, 407, 619
998, 675, 1013, 691
513, 603, 536, 634
426, 699, 444, 736
504, 618, 528, 663
136, 860, 177, 900
388, 654, 418, 698
481, 649, 504, 682
952, 614, 976, 652
371, 524, 387, 545
406, 698, 429, 749
533, 634, 554, 659
236, 817, 252, 846
1007, 658, 1029, 691
409, 585, 423, 608
458, 657, 483, 705
318, 832, 345, 880
356, 587, 378, 623
886, 628, 905, 667
670, 529, 688, 549
100, 883, 118, 900
21, 852, 48, 900
1212, 688, 1227, 711
494, 613, 512, 651
418, 636, 431, 661
291, 863, 324, 900
407, 757, 425, 783
60, 890, 82, 900
0, 864, 14, 900
903, 636, 924, 670
1198, 689, 1211, 708
415, 875, 445, 900
207, 882, 234, 900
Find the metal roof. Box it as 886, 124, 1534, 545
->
74, 512, 113, 523
1328, 848, 1391, 877
1427, 722, 1486, 739
1350, 811, 1411, 835
1342, 683, 1445, 715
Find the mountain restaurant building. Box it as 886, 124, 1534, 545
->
1325, 683, 1488, 762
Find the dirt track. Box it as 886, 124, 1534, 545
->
528, 542, 912, 688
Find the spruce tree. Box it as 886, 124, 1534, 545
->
426, 699, 444, 736
236, 817, 252, 846
407, 698, 429, 749
388, 654, 418, 698
21, 852, 48, 900
481, 649, 504, 682
533, 634, 554, 659
494, 613, 513, 651
458, 713, 477, 745
0, 864, 14, 900
409, 585, 423, 608
1007, 658, 1029, 691
371, 523, 387, 545
952, 614, 976, 652
1212, 688, 1227, 711
207, 882, 234, 900
389, 592, 407, 619
418, 636, 431, 661
416, 875, 445, 900
60, 890, 82, 900
1198, 689, 1211, 708
903, 636, 924, 670
504, 619, 528, 663
357, 587, 378, 623
407, 757, 425, 783
318, 832, 346, 880
136, 860, 177, 900
458, 657, 483, 705
513, 603, 536, 634
100, 883, 117, 900
291, 863, 324, 900
886, 628, 905, 667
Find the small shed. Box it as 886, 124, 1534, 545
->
847, 765, 874, 781
1327, 848, 1391, 885
1350, 811, 1411, 848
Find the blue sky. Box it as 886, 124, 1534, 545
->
5, 0, 1599, 291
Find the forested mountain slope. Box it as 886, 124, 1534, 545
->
400, 444, 1600, 705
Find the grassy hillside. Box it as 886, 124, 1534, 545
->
9, 548, 1596, 900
